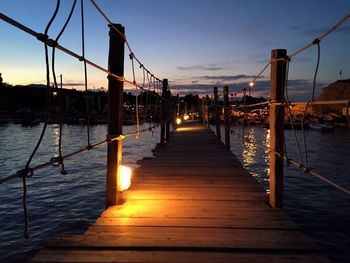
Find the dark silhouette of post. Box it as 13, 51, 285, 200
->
269, 49, 287, 208
202, 97, 206, 125
160, 79, 167, 144
165, 80, 171, 141
213, 87, 221, 140
106, 24, 124, 207
223, 86, 230, 149
175, 94, 180, 129
206, 95, 210, 128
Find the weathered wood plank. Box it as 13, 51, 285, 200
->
46, 228, 318, 250
123, 189, 267, 201
100, 200, 290, 220
93, 217, 299, 229
31, 250, 329, 263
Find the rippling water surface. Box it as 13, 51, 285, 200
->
1, 123, 350, 262
0, 123, 160, 262
227, 125, 350, 262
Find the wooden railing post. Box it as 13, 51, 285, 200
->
223, 86, 230, 149
160, 79, 167, 144
165, 80, 171, 141
213, 86, 221, 140
175, 94, 180, 129
206, 95, 210, 128
269, 49, 287, 209
106, 23, 124, 207
202, 97, 206, 125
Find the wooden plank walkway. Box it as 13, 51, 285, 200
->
31, 121, 328, 262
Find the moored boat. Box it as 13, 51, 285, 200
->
309, 122, 334, 132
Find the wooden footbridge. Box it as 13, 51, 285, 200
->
31, 121, 327, 262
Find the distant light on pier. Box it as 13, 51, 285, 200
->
176, 118, 182, 125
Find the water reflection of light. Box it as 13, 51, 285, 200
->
242, 128, 258, 177
263, 128, 270, 176
51, 124, 60, 154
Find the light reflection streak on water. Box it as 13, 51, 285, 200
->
242, 128, 258, 177
51, 124, 60, 155
263, 128, 270, 181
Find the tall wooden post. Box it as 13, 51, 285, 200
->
269, 49, 287, 208
223, 86, 230, 149
160, 79, 167, 144
175, 94, 180, 128
165, 80, 171, 141
202, 97, 206, 125
206, 95, 210, 128
213, 87, 221, 140
106, 24, 124, 207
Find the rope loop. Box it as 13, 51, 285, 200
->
79, 56, 84, 62
36, 33, 48, 43
285, 158, 291, 166
16, 168, 33, 178
312, 38, 320, 45
303, 166, 311, 174
297, 162, 305, 170
50, 156, 63, 167
129, 52, 135, 60
86, 144, 93, 150
47, 38, 58, 47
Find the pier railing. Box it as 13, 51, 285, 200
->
1, 1, 349, 240
0, 0, 175, 238
201, 12, 350, 208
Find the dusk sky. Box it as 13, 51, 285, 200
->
1, 0, 350, 99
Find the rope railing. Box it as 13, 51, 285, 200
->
89, 0, 164, 86
0, 12, 163, 98
89, 0, 164, 96
203, 11, 350, 201
0, 123, 162, 185
243, 11, 350, 93
1, 1, 171, 239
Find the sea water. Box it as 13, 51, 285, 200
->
0, 123, 350, 262
0, 123, 160, 262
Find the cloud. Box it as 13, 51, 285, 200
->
304, 25, 350, 36
177, 64, 224, 71
196, 74, 263, 82
62, 82, 85, 86
287, 25, 302, 31
288, 25, 350, 36
169, 78, 327, 101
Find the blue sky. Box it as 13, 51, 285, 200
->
1, 0, 350, 99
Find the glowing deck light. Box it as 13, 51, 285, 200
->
118, 165, 132, 191
183, 114, 189, 121
176, 118, 182, 125
249, 81, 254, 88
